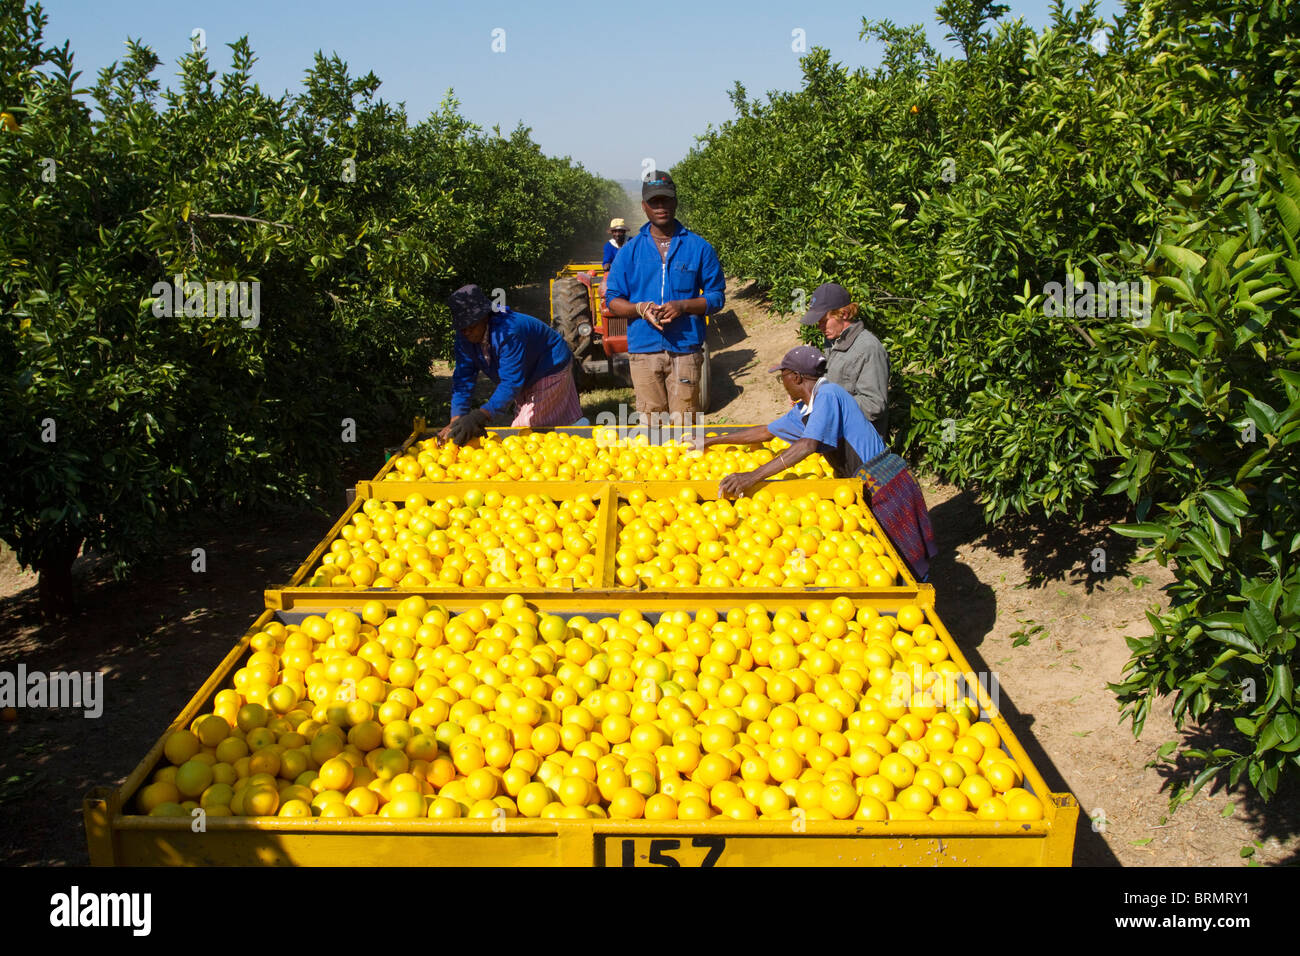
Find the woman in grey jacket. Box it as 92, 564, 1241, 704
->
800, 283, 889, 439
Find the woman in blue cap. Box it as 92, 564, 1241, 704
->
695, 345, 937, 581
800, 282, 890, 439
438, 284, 582, 444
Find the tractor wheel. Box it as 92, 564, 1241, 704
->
698, 344, 712, 414
551, 277, 593, 390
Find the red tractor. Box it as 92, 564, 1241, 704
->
549, 263, 712, 411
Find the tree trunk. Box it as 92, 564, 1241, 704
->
34, 535, 83, 619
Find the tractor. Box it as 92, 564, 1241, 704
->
549, 263, 712, 412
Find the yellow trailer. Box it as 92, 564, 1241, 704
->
85, 592, 1077, 866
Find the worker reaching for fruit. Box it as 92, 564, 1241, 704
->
440, 284, 583, 444
693, 345, 938, 580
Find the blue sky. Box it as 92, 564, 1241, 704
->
40, 0, 1124, 179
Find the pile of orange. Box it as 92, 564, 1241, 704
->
615, 485, 902, 588
135, 595, 1044, 825
307, 491, 601, 589
381, 431, 834, 483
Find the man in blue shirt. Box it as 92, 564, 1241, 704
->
438, 284, 582, 444
604, 171, 725, 421
696, 345, 938, 580
699, 346, 885, 493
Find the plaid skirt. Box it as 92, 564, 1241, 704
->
511, 361, 583, 427
853, 452, 938, 582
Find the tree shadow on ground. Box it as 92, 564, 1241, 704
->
728, 279, 768, 302
707, 346, 755, 413
922, 486, 1144, 596
708, 309, 747, 350
0, 504, 338, 865
1149, 718, 1300, 865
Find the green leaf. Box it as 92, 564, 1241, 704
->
1155, 275, 1194, 302
1206, 629, 1258, 654
1200, 612, 1244, 629
1111, 522, 1167, 539
1257, 721, 1282, 753
1276, 734, 1300, 753
1282, 258, 1300, 291
1276, 712, 1299, 742
1158, 244, 1207, 274
1276, 192, 1300, 238
1244, 602, 1276, 647
1244, 397, 1279, 433
1275, 664, 1294, 707
1202, 489, 1249, 521
1182, 529, 1223, 569
1207, 516, 1231, 556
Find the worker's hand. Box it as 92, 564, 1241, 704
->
636, 302, 663, 331
437, 419, 456, 443
449, 408, 491, 444
719, 471, 758, 498
655, 300, 685, 324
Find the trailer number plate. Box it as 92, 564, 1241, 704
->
612, 836, 726, 867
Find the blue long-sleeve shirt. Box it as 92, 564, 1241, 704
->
450, 308, 571, 418
602, 238, 623, 269
604, 220, 725, 353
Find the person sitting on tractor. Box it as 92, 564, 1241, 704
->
603, 218, 628, 269
604, 170, 725, 422
694, 345, 938, 581
599, 218, 629, 310
439, 284, 583, 444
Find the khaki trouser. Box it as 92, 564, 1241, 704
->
629, 350, 703, 416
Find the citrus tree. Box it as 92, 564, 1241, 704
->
0, 0, 621, 612
1099, 141, 1300, 803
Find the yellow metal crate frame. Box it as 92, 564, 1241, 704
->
85, 592, 1077, 867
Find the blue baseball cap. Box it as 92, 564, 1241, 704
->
447, 284, 492, 331
800, 283, 853, 326
769, 345, 827, 378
